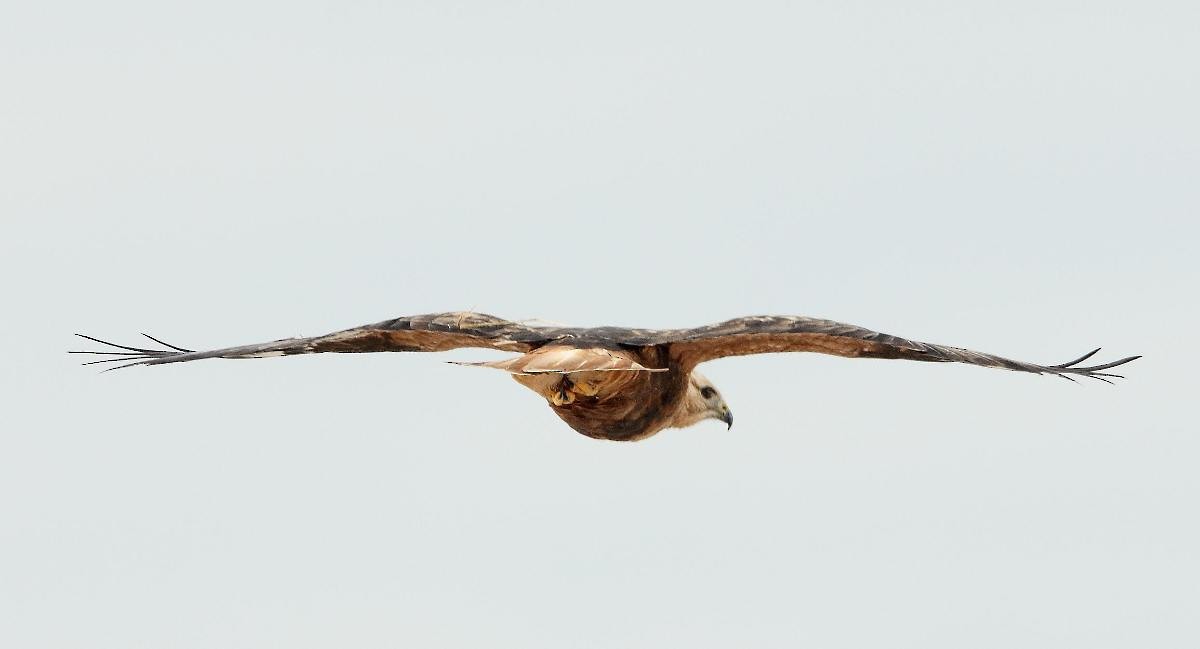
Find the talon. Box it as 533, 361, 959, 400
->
550, 375, 576, 406
551, 388, 575, 406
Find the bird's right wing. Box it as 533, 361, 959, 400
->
660, 315, 1139, 382
72, 312, 570, 370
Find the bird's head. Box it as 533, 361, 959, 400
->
675, 371, 734, 430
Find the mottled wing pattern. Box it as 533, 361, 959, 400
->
74, 311, 1139, 382
658, 316, 1139, 382
73, 312, 574, 370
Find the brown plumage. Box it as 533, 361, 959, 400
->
73, 311, 1140, 441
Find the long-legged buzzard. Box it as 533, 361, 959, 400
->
73, 312, 1139, 441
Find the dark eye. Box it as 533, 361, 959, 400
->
700, 386, 716, 399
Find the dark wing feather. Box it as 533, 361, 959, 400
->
660, 315, 1139, 381
73, 311, 1140, 381
71, 312, 571, 370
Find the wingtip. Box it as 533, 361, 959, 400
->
1052, 347, 1103, 369
99, 361, 144, 373
139, 332, 194, 353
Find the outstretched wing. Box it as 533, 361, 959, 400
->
661, 316, 1139, 382
72, 312, 571, 370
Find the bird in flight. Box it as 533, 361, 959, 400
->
73, 312, 1139, 441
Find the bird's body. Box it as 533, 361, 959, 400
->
504, 345, 685, 441
74, 311, 1139, 441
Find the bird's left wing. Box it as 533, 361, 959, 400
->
73, 312, 567, 370
659, 315, 1138, 382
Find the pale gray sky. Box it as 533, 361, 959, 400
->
2, 1, 1198, 647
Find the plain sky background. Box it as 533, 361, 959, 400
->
2, 1, 1197, 647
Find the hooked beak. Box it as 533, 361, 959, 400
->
720, 407, 734, 430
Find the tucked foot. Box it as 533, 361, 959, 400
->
550, 375, 577, 406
